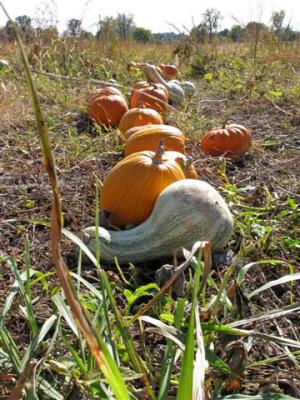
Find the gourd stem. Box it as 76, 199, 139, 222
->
222, 118, 230, 129
153, 140, 165, 164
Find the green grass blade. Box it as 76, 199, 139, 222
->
52, 293, 79, 336
158, 298, 185, 400
20, 315, 58, 370
7, 258, 38, 335
248, 273, 300, 298
0, 262, 35, 325
61, 334, 88, 375
205, 348, 233, 376
37, 377, 64, 400
0, 327, 21, 372
140, 315, 185, 350
193, 300, 206, 399
101, 270, 155, 399
228, 303, 300, 328
217, 395, 298, 400
237, 260, 291, 286
201, 323, 250, 336
177, 250, 202, 400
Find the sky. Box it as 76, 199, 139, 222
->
0, 0, 300, 33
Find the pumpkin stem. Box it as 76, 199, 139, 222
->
222, 118, 230, 129
153, 140, 165, 164
185, 157, 193, 168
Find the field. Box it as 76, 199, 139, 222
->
0, 32, 300, 399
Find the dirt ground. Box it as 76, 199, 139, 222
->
1, 76, 300, 396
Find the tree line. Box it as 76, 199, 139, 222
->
0, 8, 298, 44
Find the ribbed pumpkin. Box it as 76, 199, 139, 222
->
159, 64, 179, 78
92, 86, 123, 97
130, 83, 169, 116
100, 142, 185, 227
124, 125, 185, 156
119, 108, 163, 135
87, 94, 129, 127
123, 123, 180, 141
200, 123, 252, 157
132, 80, 169, 99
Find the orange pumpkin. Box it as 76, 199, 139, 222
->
87, 94, 128, 127
100, 142, 185, 227
130, 83, 169, 116
159, 64, 179, 79
200, 123, 252, 157
119, 108, 163, 136
132, 81, 169, 98
123, 124, 182, 141
92, 86, 123, 97
123, 125, 148, 141
124, 124, 185, 156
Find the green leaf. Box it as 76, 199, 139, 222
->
206, 348, 233, 376
124, 283, 160, 309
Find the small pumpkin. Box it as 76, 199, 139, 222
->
132, 80, 169, 99
100, 142, 185, 227
159, 64, 180, 79
200, 122, 252, 157
118, 108, 163, 136
124, 124, 185, 156
83, 179, 233, 263
87, 94, 129, 127
130, 83, 169, 116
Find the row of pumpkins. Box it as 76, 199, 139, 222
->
84, 63, 251, 258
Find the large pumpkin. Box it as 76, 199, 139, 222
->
119, 108, 163, 136
91, 86, 123, 97
124, 124, 185, 156
100, 142, 185, 227
87, 94, 128, 127
200, 123, 252, 157
130, 83, 169, 116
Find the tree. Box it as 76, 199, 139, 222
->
4, 20, 14, 41
96, 16, 118, 42
4, 15, 32, 42
229, 25, 245, 42
15, 15, 32, 32
245, 21, 268, 35
133, 27, 152, 43
190, 23, 208, 43
219, 28, 229, 37
67, 18, 81, 36
271, 10, 285, 31
116, 13, 135, 40
202, 8, 222, 41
